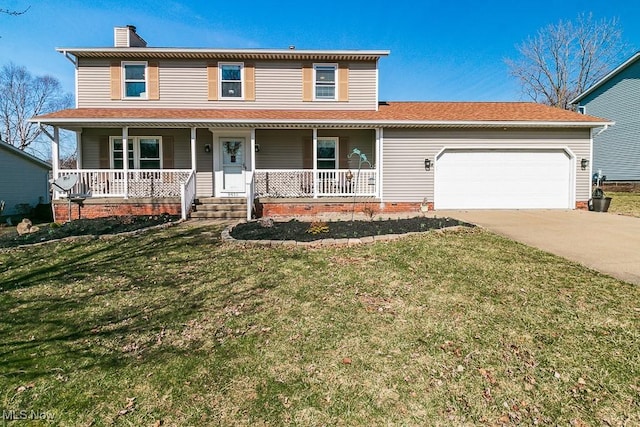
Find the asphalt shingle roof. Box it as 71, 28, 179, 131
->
34, 102, 609, 126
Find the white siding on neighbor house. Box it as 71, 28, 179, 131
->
382, 128, 592, 206
77, 59, 378, 110
0, 147, 50, 216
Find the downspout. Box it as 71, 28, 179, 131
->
60, 51, 79, 109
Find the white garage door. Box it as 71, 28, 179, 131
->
435, 149, 573, 209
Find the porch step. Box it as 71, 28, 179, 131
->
196, 197, 246, 204
190, 197, 247, 219
190, 210, 246, 219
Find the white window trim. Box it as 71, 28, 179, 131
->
219, 62, 245, 100
577, 106, 586, 114
110, 136, 163, 169
316, 136, 339, 169
122, 61, 148, 100
313, 63, 338, 101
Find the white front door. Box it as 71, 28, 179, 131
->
221, 138, 245, 193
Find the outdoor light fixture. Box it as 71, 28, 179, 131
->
424, 158, 432, 171
255, 144, 260, 152
204, 144, 211, 153
581, 158, 589, 170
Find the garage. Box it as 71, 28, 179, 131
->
434, 148, 573, 209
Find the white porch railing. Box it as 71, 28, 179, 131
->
254, 169, 377, 198
55, 169, 194, 199
245, 170, 255, 220
180, 170, 197, 220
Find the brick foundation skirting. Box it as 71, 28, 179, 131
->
53, 198, 182, 222
257, 200, 433, 217
258, 199, 589, 217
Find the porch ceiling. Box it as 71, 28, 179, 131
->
31, 102, 612, 129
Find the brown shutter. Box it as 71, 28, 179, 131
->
302, 62, 313, 102
147, 62, 159, 100
338, 63, 349, 102
162, 136, 174, 169
207, 63, 218, 101
99, 136, 110, 168
302, 137, 313, 169
110, 62, 122, 100
245, 62, 255, 101
339, 137, 350, 169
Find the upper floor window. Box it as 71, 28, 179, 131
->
577, 106, 586, 114
123, 62, 147, 99
314, 64, 337, 100
220, 63, 243, 99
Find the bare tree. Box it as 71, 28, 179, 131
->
506, 13, 630, 110
0, 63, 72, 150
0, 5, 29, 16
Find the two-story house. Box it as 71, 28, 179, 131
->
572, 51, 640, 183
34, 26, 610, 221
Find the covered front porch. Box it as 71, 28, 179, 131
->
43, 124, 382, 221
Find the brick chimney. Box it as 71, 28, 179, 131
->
114, 25, 147, 47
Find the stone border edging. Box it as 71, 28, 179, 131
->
221, 221, 469, 248
0, 219, 184, 252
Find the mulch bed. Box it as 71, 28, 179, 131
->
0, 214, 179, 249
230, 217, 473, 242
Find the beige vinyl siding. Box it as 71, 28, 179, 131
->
255, 129, 309, 169
80, 128, 193, 169
254, 129, 376, 169
77, 59, 378, 110
317, 129, 376, 169
196, 129, 213, 197
114, 28, 129, 48
382, 128, 592, 204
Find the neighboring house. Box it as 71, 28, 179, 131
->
33, 25, 610, 221
572, 51, 640, 182
0, 141, 51, 217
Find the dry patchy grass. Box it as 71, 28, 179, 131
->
608, 191, 640, 217
0, 223, 638, 426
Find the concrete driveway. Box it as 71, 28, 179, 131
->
436, 209, 640, 285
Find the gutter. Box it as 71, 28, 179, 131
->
31, 117, 614, 129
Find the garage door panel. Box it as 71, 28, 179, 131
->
435, 149, 572, 209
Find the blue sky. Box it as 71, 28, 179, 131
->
1, 0, 640, 103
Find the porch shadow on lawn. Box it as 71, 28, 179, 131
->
0, 224, 276, 381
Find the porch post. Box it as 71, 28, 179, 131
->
250, 128, 256, 172
122, 126, 129, 198
190, 127, 197, 171
75, 129, 83, 169
52, 127, 60, 180
376, 128, 383, 201
312, 128, 318, 198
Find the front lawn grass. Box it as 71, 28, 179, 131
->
608, 191, 640, 217
1, 223, 638, 425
